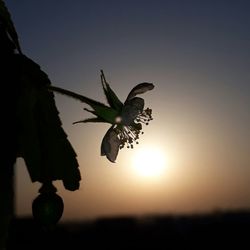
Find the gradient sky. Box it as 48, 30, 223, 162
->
6, 0, 250, 221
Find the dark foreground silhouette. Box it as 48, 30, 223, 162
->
7, 209, 250, 249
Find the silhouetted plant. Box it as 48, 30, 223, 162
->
0, 0, 81, 246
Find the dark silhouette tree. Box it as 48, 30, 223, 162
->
0, 1, 80, 248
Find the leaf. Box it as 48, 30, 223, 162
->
17, 55, 81, 191
100, 70, 123, 112
126, 82, 154, 102
0, 0, 22, 53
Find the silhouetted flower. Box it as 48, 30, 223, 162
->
49, 71, 154, 162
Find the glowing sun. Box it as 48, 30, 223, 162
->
132, 147, 167, 178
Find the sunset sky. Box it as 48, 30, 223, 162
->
7, 0, 250, 221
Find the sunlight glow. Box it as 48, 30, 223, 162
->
132, 147, 167, 178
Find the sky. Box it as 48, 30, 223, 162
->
6, 0, 250, 221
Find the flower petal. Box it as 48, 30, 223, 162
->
121, 97, 144, 125
101, 127, 121, 163
126, 82, 154, 102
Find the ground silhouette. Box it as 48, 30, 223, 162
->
7, 209, 250, 249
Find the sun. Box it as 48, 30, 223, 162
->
132, 146, 167, 178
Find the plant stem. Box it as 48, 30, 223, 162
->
48, 85, 108, 107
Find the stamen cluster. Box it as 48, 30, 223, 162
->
135, 108, 153, 125
114, 108, 153, 149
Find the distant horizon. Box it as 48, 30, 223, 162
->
12, 207, 250, 225
8, 210, 250, 249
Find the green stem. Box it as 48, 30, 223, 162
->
48, 85, 107, 108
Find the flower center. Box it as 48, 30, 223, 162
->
114, 108, 153, 149
115, 116, 122, 124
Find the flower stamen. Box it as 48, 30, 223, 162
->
114, 108, 153, 150
135, 108, 153, 125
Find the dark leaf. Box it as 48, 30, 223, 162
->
17, 55, 81, 191
100, 70, 123, 112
